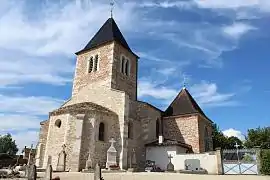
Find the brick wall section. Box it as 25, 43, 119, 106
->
163, 115, 201, 153
72, 42, 114, 97
111, 42, 138, 100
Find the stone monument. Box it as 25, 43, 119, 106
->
106, 138, 117, 169
128, 149, 137, 172
44, 165, 52, 180
27, 164, 37, 180
94, 163, 104, 180
27, 144, 34, 166
56, 144, 66, 172
167, 154, 174, 172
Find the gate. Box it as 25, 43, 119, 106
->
222, 149, 258, 175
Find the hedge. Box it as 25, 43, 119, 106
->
260, 149, 270, 175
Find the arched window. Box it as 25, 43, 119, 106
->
94, 55, 99, 72
125, 59, 130, 76
156, 119, 159, 139
128, 122, 133, 139
99, 122, 105, 141
204, 127, 209, 152
88, 57, 94, 73
121, 56, 125, 73
55, 119, 61, 128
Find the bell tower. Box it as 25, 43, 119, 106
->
72, 18, 139, 100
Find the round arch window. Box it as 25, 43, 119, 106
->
55, 119, 62, 128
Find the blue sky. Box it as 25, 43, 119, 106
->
0, 0, 269, 151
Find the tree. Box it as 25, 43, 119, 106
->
0, 133, 18, 156
212, 124, 243, 150
244, 127, 270, 149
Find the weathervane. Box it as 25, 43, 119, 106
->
110, 0, 115, 18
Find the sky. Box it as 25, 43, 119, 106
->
0, 0, 269, 151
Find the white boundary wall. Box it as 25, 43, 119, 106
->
146, 145, 218, 174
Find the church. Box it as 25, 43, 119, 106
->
35, 17, 214, 172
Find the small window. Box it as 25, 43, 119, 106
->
128, 122, 133, 139
125, 59, 130, 76
55, 119, 61, 128
121, 56, 125, 73
99, 122, 105, 141
94, 55, 99, 72
156, 119, 159, 139
88, 57, 93, 73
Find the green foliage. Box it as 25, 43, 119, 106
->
260, 149, 270, 175
242, 154, 254, 163
244, 127, 270, 149
0, 133, 18, 156
212, 124, 243, 150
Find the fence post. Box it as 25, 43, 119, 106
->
255, 147, 261, 175
215, 148, 224, 175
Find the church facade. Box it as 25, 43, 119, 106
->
35, 17, 214, 172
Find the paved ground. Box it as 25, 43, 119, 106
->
37, 172, 270, 180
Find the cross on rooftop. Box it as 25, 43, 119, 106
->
183, 74, 188, 88
110, 0, 115, 18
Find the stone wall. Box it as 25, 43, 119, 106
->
128, 101, 162, 169
72, 42, 114, 97
42, 114, 70, 170
163, 115, 201, 153
111, 42, 138, 100
35, 120, 49, 167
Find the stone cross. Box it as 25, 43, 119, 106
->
168, 154, 173, 163
109, 138, 116, 146
62, 144, 66, 152
167, 154, 174, 172
183, 74, 188, 88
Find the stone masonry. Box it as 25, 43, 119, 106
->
35, 17, 214, 172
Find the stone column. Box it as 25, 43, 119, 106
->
215, 148, 224, 175
119, 96, 129, 170
35, 143, 44, 167
69, 114, 85, 172
84, 116, 96, 170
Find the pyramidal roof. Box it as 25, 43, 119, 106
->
76, 18, 137, 57
164, 87, 210, 120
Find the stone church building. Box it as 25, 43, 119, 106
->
35, 17, 214, 172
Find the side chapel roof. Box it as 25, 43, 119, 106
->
164, 88, 211, 121
75, 17, 138, 57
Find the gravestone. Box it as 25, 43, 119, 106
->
44, 165, 52, 180
27, 164, 37, 180
94, 163, 103, 180
56, 144, 66, 172
167, 154, 174, 172
47, 156, 52, 167
184, 159, 200, 171
106, 138, 117, 168
27, 144, 34, 166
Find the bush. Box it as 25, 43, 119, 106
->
260, 149, 270, 175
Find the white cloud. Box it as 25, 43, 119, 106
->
12, 130, 39, 154
0, 114, 41, 131
190, 81, 238, 107
0, 0, 139, 87
138, 80, 178, 100
0, 94, 63, 115
223, 23, 256, 39
194, 0, 270, 12
223, 128, 245, 141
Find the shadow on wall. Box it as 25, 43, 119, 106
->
79, 113, 121, 170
